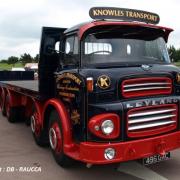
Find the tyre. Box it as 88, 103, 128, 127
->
31, 106, 49, 147
0, 89, 3, 111
5, 95, 22, 123
48, 110, 74, 167
0, 89, 6, 116
1, 105, 6, 117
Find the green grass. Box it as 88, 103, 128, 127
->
0, 63, 23, 70
1, 62, 180, 70
174, 61, 180, 67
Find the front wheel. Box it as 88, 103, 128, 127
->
48, 110, 74, 168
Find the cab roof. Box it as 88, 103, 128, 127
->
64, 20, 173, 41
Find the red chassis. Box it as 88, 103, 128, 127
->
1, 84, 180, 165
74, 131, 180, 164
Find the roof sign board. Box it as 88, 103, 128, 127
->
89, 7, 160, 24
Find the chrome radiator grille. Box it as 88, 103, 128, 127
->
122, 77, 172, 98
127, 104, 177, 138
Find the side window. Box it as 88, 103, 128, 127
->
55, 41, 60, 52
64, 35, 78, 66
73, 36, 78, 54
65, 37, 74, 54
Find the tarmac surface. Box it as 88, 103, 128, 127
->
0, 113, 180, 180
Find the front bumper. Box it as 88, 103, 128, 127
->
70, 131, 180, 164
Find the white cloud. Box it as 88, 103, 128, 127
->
0, 0, 180, 59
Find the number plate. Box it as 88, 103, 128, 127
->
143, 152, 170, 165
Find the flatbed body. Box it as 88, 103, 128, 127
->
0, 80, 41, 100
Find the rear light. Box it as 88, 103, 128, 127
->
88, 113, 120, 139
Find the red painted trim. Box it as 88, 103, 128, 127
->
43, 99, 74, 152
88, 113, 120, 139
127, 104, 178, 138
122, 77, 172, 98
76, 131, 180, 164
79, 21, 173, 40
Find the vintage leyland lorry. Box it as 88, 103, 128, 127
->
0, 7, 180, 167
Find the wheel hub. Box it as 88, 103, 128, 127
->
31, 116, 36, 133
49, 122, 62, 153
49, 127, 57, 150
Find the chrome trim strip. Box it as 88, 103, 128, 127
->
128, 120, 176, 131
129, 109, 176, 118
124, 82, 171, 88
129, 114, 176, 124
124, 86, 171, 92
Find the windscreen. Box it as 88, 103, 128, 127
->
82, 26, 170, 67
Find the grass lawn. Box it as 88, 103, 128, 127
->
0, 63, 23, 70
174, 61, 180, 67
1, 62, 180, 70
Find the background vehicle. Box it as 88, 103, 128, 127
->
24, 63, 38, 80
11, 67, 25, 71
0, 7, 180, 167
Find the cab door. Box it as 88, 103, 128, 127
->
55, 34, 86, 141
38, 27, 66, 97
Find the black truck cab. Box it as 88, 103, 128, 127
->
38, 10, 180, 142
1, 7, 180, 167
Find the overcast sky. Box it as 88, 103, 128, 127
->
0, 0, 180, 59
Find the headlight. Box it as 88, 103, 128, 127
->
176, 73, 180, 83
101, 120, 114, 135
88, 113, 120, 139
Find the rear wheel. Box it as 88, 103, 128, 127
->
1, 105, 6, 116
31, 106, 48, 147
48, 110, 74, 168
5, 95, 24, 123
5, 95, 19, 123
0, 88, 2, 110
0, 89, 6, 116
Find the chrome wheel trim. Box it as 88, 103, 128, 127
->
31, 116, 36, 133
49, 127, 57, 150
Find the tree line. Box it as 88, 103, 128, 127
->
168, 45, 180, 62
0, 45, 180, 65
0, 53, 39, 66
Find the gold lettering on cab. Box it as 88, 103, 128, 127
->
89, 7, 160, 24
71, 109, 80, 125
56, 73, 82, 85
59, 92, 75, 98
125, 10, 158, 22
93, 9, 124, 17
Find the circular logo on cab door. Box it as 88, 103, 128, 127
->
97, 75, 111, 89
